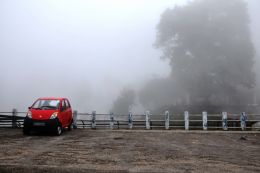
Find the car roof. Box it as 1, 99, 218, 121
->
38, 97, 67, 100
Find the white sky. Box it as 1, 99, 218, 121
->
0, 0, 259, 113
0, 0, 187, 112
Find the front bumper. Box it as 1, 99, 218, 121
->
23, 117, 60, 132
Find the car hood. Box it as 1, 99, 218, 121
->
30, 109, 58, 120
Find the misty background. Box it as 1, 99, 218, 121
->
0, 0, 259, 114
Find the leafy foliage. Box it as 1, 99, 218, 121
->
155, 0, 255, 105
110, 88, 135, 114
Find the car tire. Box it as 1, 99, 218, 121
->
68, 120, 73, 131
23, 127, 30, 135
56, 125, 62, 136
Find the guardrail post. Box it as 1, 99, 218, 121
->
145, 111, 150, 130
165, 111, 170, 130
240, 112, 247, 131
12, 109, 17, 128
128, 112, 133, 129
184, 111, 189, 130
110, 112, 114, 129
222, 112, 228, 131
73, 110, 78, 129
91, 111, 96, 129
202, 111, 208, 130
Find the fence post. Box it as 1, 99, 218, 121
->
110, 112, 114, 129
222, 112, 228, 131
128, 112, 133, 129
202, 111, 208, 130
12, 109, 17, 128
165, 111, 170, 130
72, 110, 78, 129
184, 111, 189, 130
145, 111, 150, 130
240, 112, 247, 131
91, 111, 96, 129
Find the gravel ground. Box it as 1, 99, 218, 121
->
0, 129, 259, 173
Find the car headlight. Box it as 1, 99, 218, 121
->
26, 111, 32, 118
50, 112, 58, 119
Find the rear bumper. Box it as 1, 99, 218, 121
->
23, 117, 60, 131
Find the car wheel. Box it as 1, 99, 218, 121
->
23, 126, 30, 135
23, 127, 30, 135
68, 121, 73, 131
56, 125, 62, 136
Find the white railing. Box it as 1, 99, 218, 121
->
1, 109, 260, 130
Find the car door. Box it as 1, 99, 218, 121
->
62, 99, 70, 127
65, 99, 72, 124
59, 99, 67, 127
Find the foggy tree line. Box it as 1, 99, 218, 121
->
111, 0, 256, 114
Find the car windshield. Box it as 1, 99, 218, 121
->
32, 99, 60, 110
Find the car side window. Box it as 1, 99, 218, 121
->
61, 100, 66, 111
65, 100, 70, 108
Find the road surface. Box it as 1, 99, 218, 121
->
0, 129, 259, 173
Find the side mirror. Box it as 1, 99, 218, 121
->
28, 107, 31, 109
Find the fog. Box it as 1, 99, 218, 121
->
249, 0, 260, 86
0, 0, 259, 113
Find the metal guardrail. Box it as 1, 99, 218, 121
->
0, 109, 26, 128
0, 109, 260, 130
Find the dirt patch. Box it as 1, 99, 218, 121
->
0, 129, 259, 173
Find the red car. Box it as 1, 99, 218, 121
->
23, 97, 73, 135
